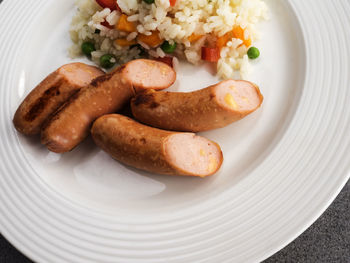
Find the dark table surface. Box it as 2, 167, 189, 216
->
0, 0, 349, 262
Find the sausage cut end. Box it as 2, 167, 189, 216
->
164, 133, 223, 177
122, 59, 176, 91
58, 63, 105, 87
214, 80, 263, 112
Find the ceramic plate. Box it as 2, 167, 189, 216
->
0, 0, 349, 262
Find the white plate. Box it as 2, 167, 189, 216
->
0, 0, 349, 262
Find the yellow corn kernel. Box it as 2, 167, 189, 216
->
207, 157, 217, 172
199, 149, 206, 156
224, 93, 238, 110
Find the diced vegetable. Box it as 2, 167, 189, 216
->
138, 31, 163, 47
201, 47, 220, 62
155, 56, 173, 67
247, 47, 260, 59
115, 38, 137, 47
116, 14, 136, 32
101, 20, 114, 29
232, 26, 244, 41
188, 33, 204, 43
161, 41, 177, 53
233, 26, 251, 47
216, 32, 231, 49
169, 0, 177, 6
143, 0, 155, 3
100, 54, 116, 69
81, 42, 96, 57
216, 26, 252, 50
243, 38, 252, 47
96, 0, 117, 10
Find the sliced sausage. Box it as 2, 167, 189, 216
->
91, 114, 223, 177
13, 63, 104, 135
131, 79, 263, 132
121, 59, 176, 92
41, 59, 176, 153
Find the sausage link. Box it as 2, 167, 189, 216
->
91, 114, 223, 177
131, 79, 263, 132
13, 63, 104, 135
41, 59, 176, 153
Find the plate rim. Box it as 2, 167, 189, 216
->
0, 0, 349, 262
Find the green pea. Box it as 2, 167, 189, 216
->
161, 41, 177, 54
100, 54, 116, 69
81, 42, 96, 57
143, 0, 155, 4
247, 46, 260, 59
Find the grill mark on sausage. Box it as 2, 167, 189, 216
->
41, 91, 81, 129
150, 102, 160, 109
90, 73, 113, 87
113, 64, 126, 74
43, 67, 130, 132
24, 79, 64, 122
133, 93, 154, 106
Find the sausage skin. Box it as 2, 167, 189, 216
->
41, 59, 176, 153
91, 114, 223, 177
131, 79, 263, 132
13, 63, 104, 135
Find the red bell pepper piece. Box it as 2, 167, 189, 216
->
201, 47, 220, 62
101, 20, 114, 29
96, 0, 121, 12
169, 0, 177, 7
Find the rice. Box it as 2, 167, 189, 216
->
69, 0, 268, 79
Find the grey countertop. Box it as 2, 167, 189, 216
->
1, 181, 349, 262
0, 0, 349, 262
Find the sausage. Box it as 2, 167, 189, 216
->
13, 63, 104, 135
91, 114, 223, 177
120, 59, 176, 92
131, 79, 263, 132
41, 59, 176, 153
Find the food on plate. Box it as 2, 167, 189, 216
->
13, 63, 104, 135
81, 41, 96, 57
99, 53, 117, 68
41, 59, 176, 153
91, 114, 223, 177
131, 79, 263, 132
247, 46, 260, 59
120, 59, 176, 92
69, 0, 268, 79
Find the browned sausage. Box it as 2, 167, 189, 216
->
131, 79, 263, 132
91, 114, 223, 177
41, 59, 176, 153
13, 63, 104, 135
